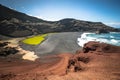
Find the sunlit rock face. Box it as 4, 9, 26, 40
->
82, 41, 120, 53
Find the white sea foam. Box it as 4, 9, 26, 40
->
77, 33, 95, 47
111, 39, 118, 43
110, 36, 114, 38
77, 32, 120, 47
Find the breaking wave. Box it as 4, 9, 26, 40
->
77, 32, 120, 47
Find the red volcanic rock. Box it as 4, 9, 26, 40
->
0, 72, 16, 80
67, 53, 89, 73
67, 58, 82, 72
83, 41, 120, 53
67, 41, 120, 73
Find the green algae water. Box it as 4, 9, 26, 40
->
22, 34, 48, 45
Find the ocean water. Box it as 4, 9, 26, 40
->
77, 32, 120, 47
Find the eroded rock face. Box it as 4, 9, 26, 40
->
83, 41, 120, 53
67, 53, 90, 73
66, 41, 120, 73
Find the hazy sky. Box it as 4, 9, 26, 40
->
0, 0, 120, 28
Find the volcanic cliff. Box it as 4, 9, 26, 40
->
0, 4, 119, 37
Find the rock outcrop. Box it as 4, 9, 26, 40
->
67, 41, 120, 73
67, 54, 90, 73
96, 29, 109, 34
0, 42, 19, 56
83, 41, 120, 53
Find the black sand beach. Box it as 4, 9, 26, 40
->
20, 32, 82, 56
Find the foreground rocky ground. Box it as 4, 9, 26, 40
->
0, 41, 120, 80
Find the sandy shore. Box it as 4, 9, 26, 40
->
0, 41, 120, 80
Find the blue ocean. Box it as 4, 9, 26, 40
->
77, 32, 120, 47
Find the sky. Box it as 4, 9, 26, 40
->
0, 0, 120, 28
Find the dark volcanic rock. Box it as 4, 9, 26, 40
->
0, 4, 119, 37
0, 47, 19, 57
0, 42, 9, 47
0, 4, 44, 22
0, 42, 19, 57
0, 19, 33, 37
96, 29, 109, 34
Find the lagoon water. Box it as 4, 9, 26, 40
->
77, 32, 120, 47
